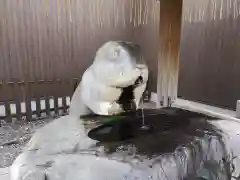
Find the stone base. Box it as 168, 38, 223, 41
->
10, 109, 234, 180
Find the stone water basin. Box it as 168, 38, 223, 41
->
10, 108, 240, 180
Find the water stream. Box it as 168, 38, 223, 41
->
140, 99, 149, 130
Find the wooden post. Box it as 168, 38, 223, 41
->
157, 0, 183, 107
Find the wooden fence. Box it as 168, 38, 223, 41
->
178, 0, 240, 110
0, 0, 160, 122
0, 78, 80, 122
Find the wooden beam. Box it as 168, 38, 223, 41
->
157, 0, 183, 107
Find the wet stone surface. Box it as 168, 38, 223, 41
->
3, 108, 240, 179
0, 118, 54, 168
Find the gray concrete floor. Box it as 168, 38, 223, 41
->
0, 118, 54, 168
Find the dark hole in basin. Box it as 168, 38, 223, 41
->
88, 107, 215, 142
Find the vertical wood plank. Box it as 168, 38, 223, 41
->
45, 96, 51, 116
157, 0, 183, 107
61, 79, 67, 114
54, 95, 59, 116
42, 80, 50, 117
33, 80, 41, 118
14, 82, 22, 121
3, 82, 13, 122
4, 101, 11, 122
54, 79, 61, 115
36, 97, 41, 118
26, 98, 32, 121
0, 82, 3, 121
25, 81, 32, 121
62, 96, 67, 113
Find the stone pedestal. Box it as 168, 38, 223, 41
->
10, 109, 232, 180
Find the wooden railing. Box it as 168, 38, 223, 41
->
0, 78, 80, 123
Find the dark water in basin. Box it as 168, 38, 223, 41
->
83, 108, 238, 179
88, 108, 213, 142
